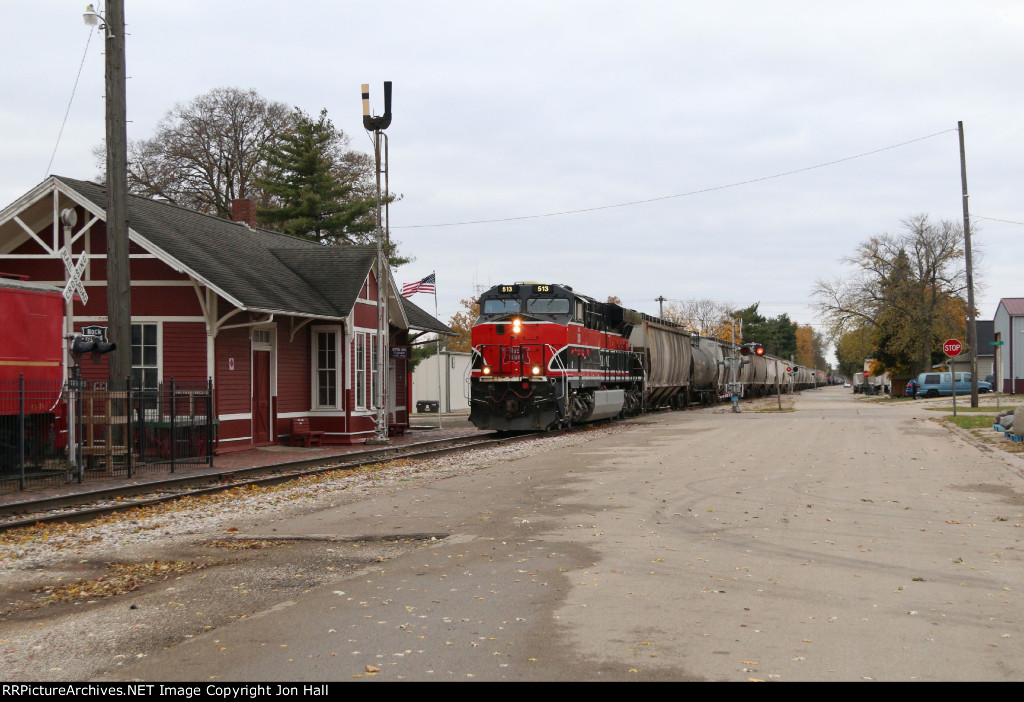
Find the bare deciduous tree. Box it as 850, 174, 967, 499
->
664, 298, 734, 340
114, 87, 292, 217
813, 214, 976, 375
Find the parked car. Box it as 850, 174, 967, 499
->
916, 372, 992, 398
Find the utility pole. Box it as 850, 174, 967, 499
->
958, 121, 979, 408
655, 295, 666, 318
101, 0, 132, 389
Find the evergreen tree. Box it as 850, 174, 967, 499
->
257, 109, 406, 261
732, 303, 798, 359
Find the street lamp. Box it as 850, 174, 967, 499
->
83, 4, 114, 37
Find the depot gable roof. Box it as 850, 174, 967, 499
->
0, 176, 453, 335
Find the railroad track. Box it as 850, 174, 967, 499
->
0, 431, 547, 532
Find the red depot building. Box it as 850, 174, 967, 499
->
0, 176, 452, 451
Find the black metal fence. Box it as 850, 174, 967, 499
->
1, 377, 214, 492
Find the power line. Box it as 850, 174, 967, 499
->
974, 215, 1024, 227
46, 29, 95, 179
392, 129, 957, 230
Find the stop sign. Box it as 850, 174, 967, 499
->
943, 339, 963, 357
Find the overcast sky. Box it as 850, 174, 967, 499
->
2, 1, 1022, 357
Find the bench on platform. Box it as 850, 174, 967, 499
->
289, 417, 325, 447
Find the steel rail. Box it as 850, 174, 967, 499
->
0, 431, 548, 531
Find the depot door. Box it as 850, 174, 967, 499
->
253, 350, 271, 444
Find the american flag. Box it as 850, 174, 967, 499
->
401, 273, 436, 297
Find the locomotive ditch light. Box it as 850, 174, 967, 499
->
482, 365, 492, 376
531, 365, 542, 375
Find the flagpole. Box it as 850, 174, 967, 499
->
434, 270, 442, 430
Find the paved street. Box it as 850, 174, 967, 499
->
7, 387, 1024, 681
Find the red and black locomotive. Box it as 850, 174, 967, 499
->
469, 282, 676, 431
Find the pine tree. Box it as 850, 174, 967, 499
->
257, 108, 376, 247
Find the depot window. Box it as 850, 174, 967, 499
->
131, 323, 159, 390
355, 332, 378, 411
312, 326, 342, 409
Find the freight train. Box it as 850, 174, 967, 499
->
468, 282, 827, 431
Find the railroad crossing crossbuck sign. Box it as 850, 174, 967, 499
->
60, 249, 89, 306
943, 339, 963, 357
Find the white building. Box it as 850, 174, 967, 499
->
993, 298, 1024, 394
412, 351, 472, 413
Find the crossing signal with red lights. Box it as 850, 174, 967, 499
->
740, 343, 765, 357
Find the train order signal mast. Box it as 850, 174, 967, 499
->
362, 82, 393, 444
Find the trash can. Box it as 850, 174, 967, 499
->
416, 400, 439, 413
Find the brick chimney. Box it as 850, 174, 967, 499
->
231, 198, 257, 229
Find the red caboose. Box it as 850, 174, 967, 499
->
1, 276, 68, 466
0, 275, 65, 392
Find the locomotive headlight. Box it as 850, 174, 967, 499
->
511, 318, 522, 334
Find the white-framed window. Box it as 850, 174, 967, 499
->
311, 326, 342, 409
131, 322, 159, 390
371, 337, 380, 408
353, 330, 379, 411
356, 332, 367, 409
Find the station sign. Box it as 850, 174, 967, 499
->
81, 325, 110, 344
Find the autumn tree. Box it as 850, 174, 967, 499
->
118, 87, 292, 217
834, 325, 875, 379
445, 298, 480, 353
813, 214, 971, 376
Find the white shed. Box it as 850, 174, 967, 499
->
412, 351, 472, 413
